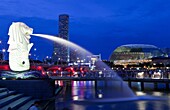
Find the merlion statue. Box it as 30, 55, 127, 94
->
7, 22, 33, 71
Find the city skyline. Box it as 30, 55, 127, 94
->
0, 0, 170, 60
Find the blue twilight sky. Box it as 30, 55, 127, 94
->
0, 0, 170, 60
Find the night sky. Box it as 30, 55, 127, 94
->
0, 0, 170, 60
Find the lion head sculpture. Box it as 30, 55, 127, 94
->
7, 22, 33, 72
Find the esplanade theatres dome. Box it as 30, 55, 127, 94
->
109, 44, 165, 63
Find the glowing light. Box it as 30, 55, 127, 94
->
37, 66, 42, 70
98, 94, 103, 98
136, 91, 146, 96
73, 81, 77, 86
153, 92, 163, 96
73, 96, 79, 100
2, 49, 6, 52
42, 71, 45, 75
2, 77, 6, 80
99, 71, 102, 74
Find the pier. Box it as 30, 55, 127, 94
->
124, 78, 170, 91
50, 76, 170, 91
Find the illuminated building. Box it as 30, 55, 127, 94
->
52, 14, 69, 63
109, 44, 165, 65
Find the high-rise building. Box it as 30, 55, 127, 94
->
52, 14, 69, 64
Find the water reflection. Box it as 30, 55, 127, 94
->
72, 81, 95, 100
55, 81, 170, 110
71, 100, 170, 110
55, 80, 64, 86
137, 101, 146, 110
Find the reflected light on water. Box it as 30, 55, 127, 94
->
72, 81, 94, 87
98, 94, 103, 98
154, 101, 164, 110
137, 101, 146, 110
72, 104, 85, 110
73, 81, 77, 87
55, 80, 63, 86
73, 95, 79, 101
72, 81, 96, 100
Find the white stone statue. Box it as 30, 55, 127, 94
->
7, 22, 33, 71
